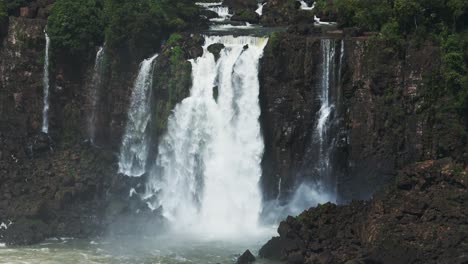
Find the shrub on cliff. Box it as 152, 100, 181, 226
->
47, 0, 104, 54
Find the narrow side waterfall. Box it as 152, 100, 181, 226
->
315, 39, 336, 196
41, 32, 50, 133
118, 54, 158, 177
263, 39, 341, 223
146, 36, 268, 239
88, 46, 105, 144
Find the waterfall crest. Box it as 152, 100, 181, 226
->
41, 32, 50, 133
88, 46, 105, 144
118, 54, 158, 177
146, 35, 268, 239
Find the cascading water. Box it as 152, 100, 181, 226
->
315, 39, 336, 197
207, 6, 231, 21
256, 3, 266, 16
146, 35, 269, 239
41, 32, 50, 133
299, 0, 314, 10
118, 54, 158, 177
88, 46, 105, 144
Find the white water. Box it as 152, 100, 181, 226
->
146, 35, 269, 240
299, 0, 314, 10
209, 23, 255, 31
207, 6, 231, 21
118, 54, 158, 177
195, 2, 222, 7
41, 32, 50, 133
256, 3, 266, 16
317, 39, 335, 145
88, 46, 105, 144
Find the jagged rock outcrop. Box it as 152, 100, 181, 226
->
260, 159, 468, 264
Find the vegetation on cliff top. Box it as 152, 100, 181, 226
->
47, 0, 199, 55
316, 0, 468, 114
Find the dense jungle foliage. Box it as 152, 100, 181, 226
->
46, 0, 199, 54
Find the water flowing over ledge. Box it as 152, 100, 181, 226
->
118, 54, 159, 177
145, 35, 270, 240
41, 32, 50, 133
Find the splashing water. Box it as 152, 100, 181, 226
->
146, 36, 269, 240
256, 3, 266, 16
118, 54, 158, 177
41, 32, 50, 133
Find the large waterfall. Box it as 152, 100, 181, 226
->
41, 32, 50, 133
146, 35, 268, 239
118, 54, 158, 177
88, 46, 105, 144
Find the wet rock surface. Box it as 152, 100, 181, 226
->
237, 249, 256, 264
260, 159, 468, 264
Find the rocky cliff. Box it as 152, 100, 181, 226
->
259, 159, 468, 264
0, 10, 197, 245
259, 29, 468, 203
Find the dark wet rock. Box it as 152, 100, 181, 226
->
237, 250, 256, 264
260, 159, 468, 263
207, 43, 225, 61
4, 218, 49, 245
200, 9, 219, 20
231, 9, 260, 24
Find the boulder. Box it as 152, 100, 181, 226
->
237, 249, 256, 264
231, 9, 260, 24
207, 43, 225, 61
200, 9, 219, 20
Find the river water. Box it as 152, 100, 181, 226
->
0, 235, 281, 264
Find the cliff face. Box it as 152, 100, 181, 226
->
0, 13, 195, 245
259, 30, 468, 203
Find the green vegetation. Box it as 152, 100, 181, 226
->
47, 0, 104, 54
0, 2, 7, 24
315, 0, 468, 115
47, 0, 199, 55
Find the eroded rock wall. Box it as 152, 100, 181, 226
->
260, 31, 468, 203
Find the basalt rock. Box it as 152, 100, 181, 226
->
231, 9, 260, 24
260, 159, 468, 264
207, 43, 225, 60
237, 249, 256, 264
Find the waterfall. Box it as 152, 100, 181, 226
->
264, 39, 340, 223
41, 32, 50, 133
207, 6, 231, 20
256, 3, 266, 16
118, 54, 158, 177
146, 35, 268, 239
315, 39, 336, 195
88, 46, 105, 144
299, 0, 314, 10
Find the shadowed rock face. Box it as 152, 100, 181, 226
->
260, 159, 468, 264
259, 30, 467, 203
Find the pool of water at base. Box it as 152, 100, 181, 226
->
0, 236, 282, 264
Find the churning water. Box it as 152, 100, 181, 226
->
145, 35, 270, 240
